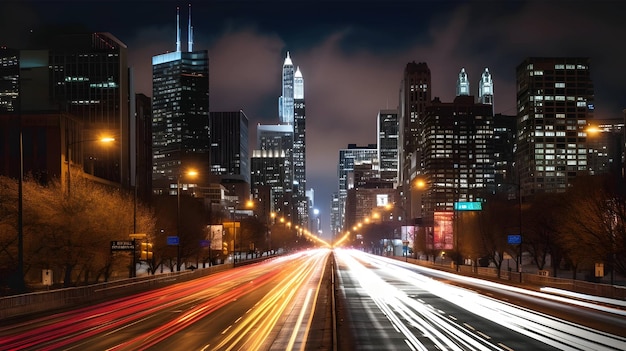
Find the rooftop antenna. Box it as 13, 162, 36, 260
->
176, 7, 181, 52
188, 3, 193, 52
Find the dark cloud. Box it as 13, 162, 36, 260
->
2, 0, 625, 236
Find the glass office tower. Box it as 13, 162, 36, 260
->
152, 7, 209, 195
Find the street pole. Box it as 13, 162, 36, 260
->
17, 117, 25, 293
518, 176, 523, 283
232, 210, 237, 264
176, 176, 181, 272
405, 214, 408, 262
131, 238, 136, 278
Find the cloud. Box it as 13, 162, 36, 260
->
208, 28, 284, 119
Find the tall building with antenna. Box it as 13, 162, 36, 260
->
152, 5, 210, 195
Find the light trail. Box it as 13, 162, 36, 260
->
0, 250, 331, 351
338, 249, 626, 351
209, 249, 329, 351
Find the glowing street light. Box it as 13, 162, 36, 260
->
176, 168, 198, 271
66, 135, 115, 197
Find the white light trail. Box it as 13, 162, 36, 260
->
340, 249, 626, 351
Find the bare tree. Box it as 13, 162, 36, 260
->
560, 175, 626, 282
0, 174, 156, 290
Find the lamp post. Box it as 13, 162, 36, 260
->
232, 200, 254, 263
176, 169, 198, 271
16, 115, 25, 293
499, 180, 523, 282
65, 134, 115, 197
231, 208, 237, 264
269, 212, 276, 254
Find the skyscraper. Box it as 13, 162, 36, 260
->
254, 124, 294, 217
478, 68, 494, 107
399, 61, 431, 219
0, 48, 18, 113
0, 33, 130, 188
293, 66, 308, 225
456, 68, 470, 96
336, 144, 378, 231
152, 6, 209, 195
48, 32, 130, 186
209, 110, 250, 184
421, 96, 495, 214
377, 109, 399, 185
516, 57, 594, 199
278, 52, 295, 125
253, 52, 307, 227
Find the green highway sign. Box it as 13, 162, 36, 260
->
454, 201, 482, 211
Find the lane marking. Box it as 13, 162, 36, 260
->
286, 288, 313, 351
476, 331, 491, 339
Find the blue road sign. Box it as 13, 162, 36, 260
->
508, 234, 522, 245
167, 236, 180, 245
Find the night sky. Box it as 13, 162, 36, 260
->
2, 0, 625, 237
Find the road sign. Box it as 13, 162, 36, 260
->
129, 233, 146, 239
111, 240, 135, 251
507, 234, 522, 245
454, 201, 482, 211
167, 236, 180, 245
200, 239, 211, 247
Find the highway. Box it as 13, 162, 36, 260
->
0, 249, 332, 351
334, 249, 626, 351
2, 248, 626, 350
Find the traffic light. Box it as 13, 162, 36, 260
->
140, 242, 153, 260
222, 241, 228, 255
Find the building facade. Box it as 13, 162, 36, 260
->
420, 96, 495, 219
293, 66, 308, 227
377, 109, 399, 186
151, 9, 209, 196
516, 57, 594, 199
0, 32, 130, 191
336, 144, 378, 232
209, 110, 250, 184
48, 32, 130, 187
398, 62, 432, 220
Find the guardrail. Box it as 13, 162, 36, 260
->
410, 258, 626, 301
0, 263, 233, 320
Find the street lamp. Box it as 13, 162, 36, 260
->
66, 135, 115, 197
232, 200, 253, 264
176, 169, 198, 271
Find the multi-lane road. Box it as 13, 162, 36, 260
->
334, 249, 626, 350
1, 248, 625, 350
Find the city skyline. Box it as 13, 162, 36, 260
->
2, 0, 625, 236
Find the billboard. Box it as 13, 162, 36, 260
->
376, 194, 389, 207
433, 211, 454, 250
207, 225, 223, 251
401, 225, 415, 247
401, 225, 415, 255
